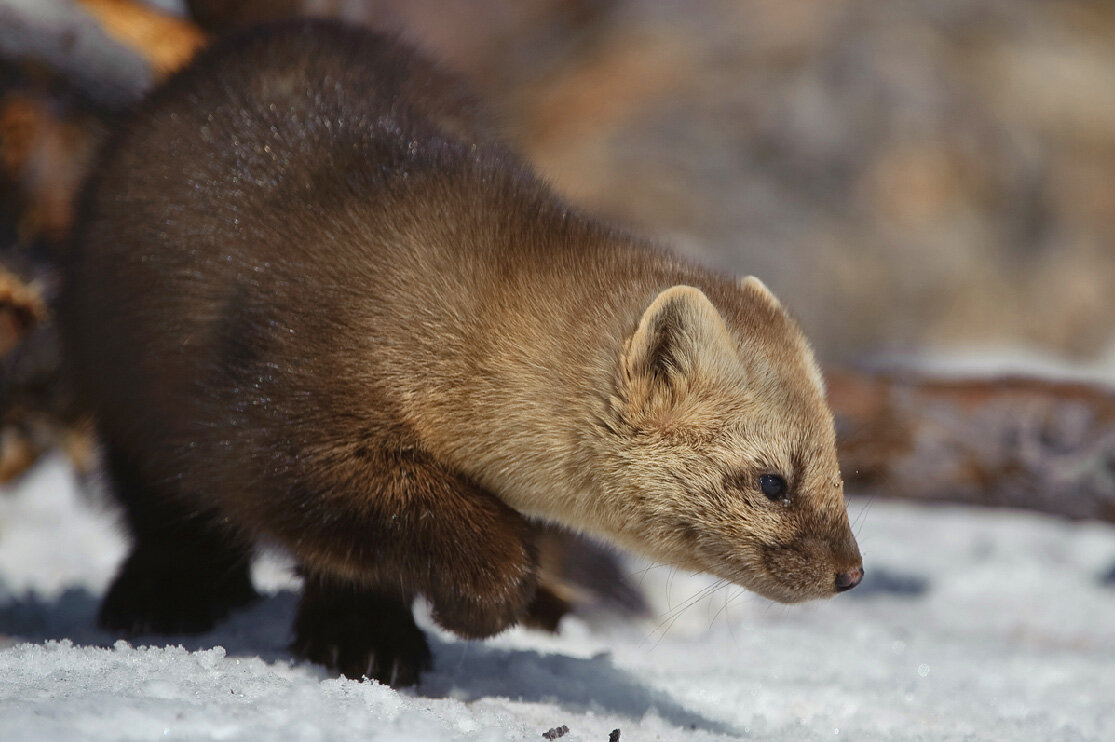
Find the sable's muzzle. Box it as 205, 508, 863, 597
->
835, 566, 864, 592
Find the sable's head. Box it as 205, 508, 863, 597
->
601, 279, 862, 602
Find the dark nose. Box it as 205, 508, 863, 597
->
835, 567, 864, 592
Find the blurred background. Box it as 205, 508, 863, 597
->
2, 6, 1114, 738
1, 0, 1115, 514
340, 0, 1115, 367
7, 0, 1115, 361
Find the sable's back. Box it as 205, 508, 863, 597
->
61, 21, 526, 477
71, 20, 501, 290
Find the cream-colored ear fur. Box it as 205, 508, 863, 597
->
620, 285, 738, 408
739, 275, 782, 309
740, 275, 826, 394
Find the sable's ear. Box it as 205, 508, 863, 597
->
741, 275, 826, 393
739, 275, 782, 310
621, 285, 736, 396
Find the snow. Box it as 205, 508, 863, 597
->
3, 456, 1115, 740
870, 343, 1115, 386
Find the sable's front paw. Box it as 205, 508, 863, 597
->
425, 541, 538, 638
291, 584, 431, 686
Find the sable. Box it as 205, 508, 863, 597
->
61, 19, 861, 685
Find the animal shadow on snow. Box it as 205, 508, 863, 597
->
843, 567, 930, 598
422, 638, 737, 736
0, 583, 299, 663
0, 582, 735, 734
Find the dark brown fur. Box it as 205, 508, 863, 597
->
61, 20, 860, 686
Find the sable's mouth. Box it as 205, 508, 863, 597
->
672, 537, 860, 602
743, 544, 865, 602
699, 551, 820, 604
751, 563, 863, 602
748, 579, 829, 604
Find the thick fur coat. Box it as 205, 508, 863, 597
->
61, 20, 861, 685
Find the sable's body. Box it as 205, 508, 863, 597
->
63, 21, 861, 685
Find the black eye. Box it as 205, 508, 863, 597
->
759, 474, 787, 501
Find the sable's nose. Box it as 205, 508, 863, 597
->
835, 567, 864, 592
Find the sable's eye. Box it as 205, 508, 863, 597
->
759, 474, 787, 501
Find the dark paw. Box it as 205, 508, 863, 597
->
291, 582, 431, 686
426, 543, 538, 639
99, 548, 258, 635
427, 579, 534, 639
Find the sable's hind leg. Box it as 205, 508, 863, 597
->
291, 572, 430, 685
99, 445, 258, 634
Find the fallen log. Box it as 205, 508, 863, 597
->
830, 370, 1115, 521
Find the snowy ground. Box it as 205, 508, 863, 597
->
2, 457, 1115, 741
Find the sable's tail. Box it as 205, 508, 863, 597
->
525, 525, 649, 631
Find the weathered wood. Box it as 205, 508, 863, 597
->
830, 370, 1115, 521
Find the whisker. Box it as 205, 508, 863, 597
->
650, 582, 717, 633
625, 561, 666, 580
664, 565, 678, 607
650, 579, 730, 646
710, 584, 748, 627
645, 578, 728, 646
851, 494, 876, 536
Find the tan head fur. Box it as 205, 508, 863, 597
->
591, 279, 862, 602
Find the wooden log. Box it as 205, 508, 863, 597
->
829, 370, 1115, 521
